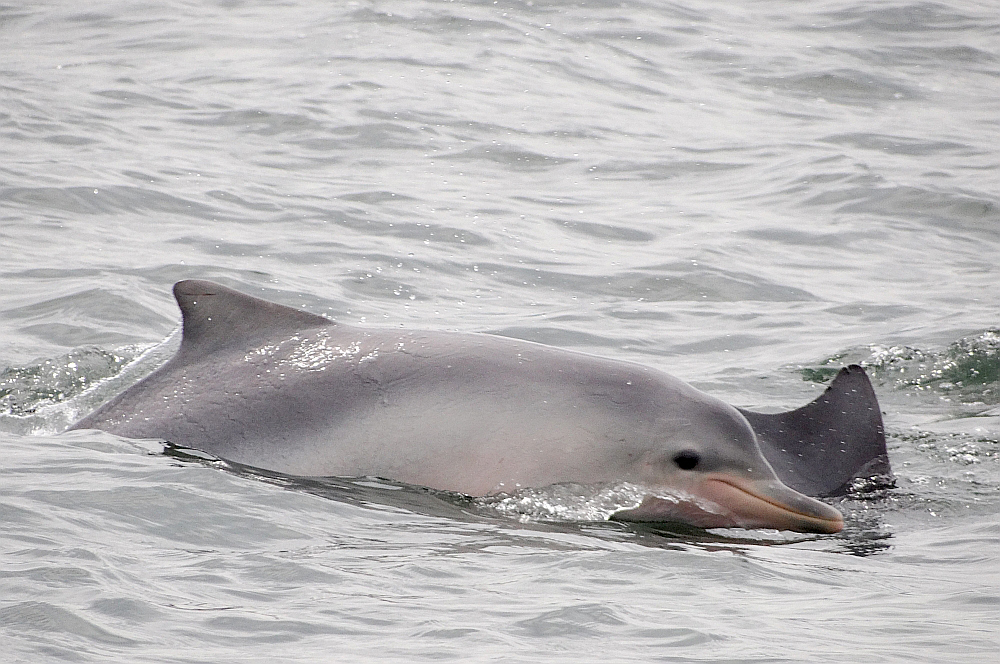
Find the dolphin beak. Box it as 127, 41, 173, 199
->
612, 475, 844, 534
696, 475, 844, 534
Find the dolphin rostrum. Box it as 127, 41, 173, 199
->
71, 280, 890, 533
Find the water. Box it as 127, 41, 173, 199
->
2, 0, 999, 660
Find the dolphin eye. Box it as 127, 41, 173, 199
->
673, 450, 700, 471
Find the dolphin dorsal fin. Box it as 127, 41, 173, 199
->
173, 280, 333, 359
739, 365, 891, 496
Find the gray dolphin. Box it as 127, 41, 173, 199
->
70, 280, 889, 533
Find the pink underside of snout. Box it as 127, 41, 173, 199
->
613, 476, 844, 534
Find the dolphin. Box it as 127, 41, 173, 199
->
70, 280, 890, 533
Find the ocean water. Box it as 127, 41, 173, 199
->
2, 0, 1000, 661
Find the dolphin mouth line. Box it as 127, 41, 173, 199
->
704, 476, 844, 532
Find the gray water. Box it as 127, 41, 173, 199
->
2, 1, 1000, 661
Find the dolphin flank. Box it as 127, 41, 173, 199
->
71, 280, 891, 533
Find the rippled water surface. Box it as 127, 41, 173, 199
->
3, 1, 1000, 661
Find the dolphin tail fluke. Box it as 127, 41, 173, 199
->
738, 365, 892, 497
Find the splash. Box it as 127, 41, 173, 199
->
476, 482, 652, 523
0, 347, 138, 417
246, 331, 377, 372
867, 330, 1000, 404
801, 328, 1000, 405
